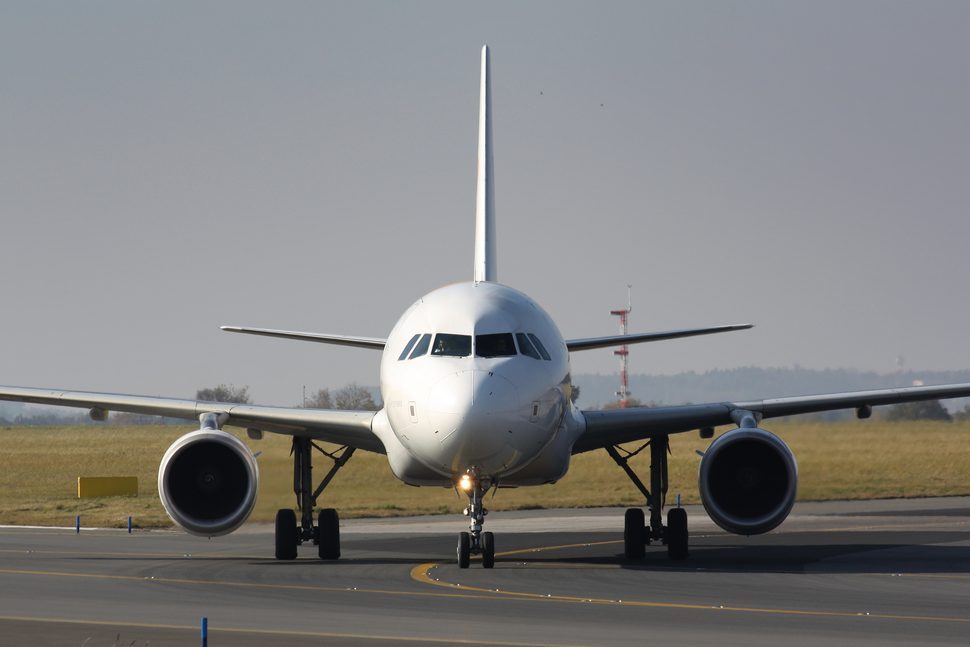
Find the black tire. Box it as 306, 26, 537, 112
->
667, 507, 688, 560
624, 508, 646, 559
274, 509, 298, 560
457, 532, 471, 569
318, 508, 340, 560
481, 531, 495, 569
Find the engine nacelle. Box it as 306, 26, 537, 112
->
158, 429, 259, 537
698, 427, 797, 535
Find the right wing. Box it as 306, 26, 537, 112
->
0, 386, 384, 453
574, 381, 970, 453
565, 324, 753, 352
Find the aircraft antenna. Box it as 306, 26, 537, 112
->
610, 285, 633, 408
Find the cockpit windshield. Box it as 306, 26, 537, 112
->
476, 333, 516, 358
408, 333, 432, 359
431, 333, 472, 357
515, 333, 542, 360
399, 331, 552, 361
398, 333, 421, 360
527, 333, 552, 361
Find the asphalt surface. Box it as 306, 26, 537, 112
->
1, 497, 969, 646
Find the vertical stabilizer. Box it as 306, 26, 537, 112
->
474, 45, 497, 283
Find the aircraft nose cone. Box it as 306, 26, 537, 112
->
428, 370, 473, 445
471, 369, 519, 417
429, 370, 518, 425
428, 370, 520, 469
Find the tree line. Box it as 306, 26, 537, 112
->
196, 383, 380, 411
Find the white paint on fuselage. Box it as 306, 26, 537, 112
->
374, 282, 582, 487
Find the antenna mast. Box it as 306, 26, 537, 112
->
610, 285, 632, 408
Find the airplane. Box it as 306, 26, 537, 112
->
4, 46, 970, 569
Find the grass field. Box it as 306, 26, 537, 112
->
1, 420, 969, 529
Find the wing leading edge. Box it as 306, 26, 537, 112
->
221, 326, 386, 350
565, 324, 753, 352
0, 386, 384, 453
222, 322, 751, 353
573, 381, 970, 453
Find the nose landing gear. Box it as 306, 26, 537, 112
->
456, 469, 496, 568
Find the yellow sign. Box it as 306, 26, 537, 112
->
77, 477, 138, 498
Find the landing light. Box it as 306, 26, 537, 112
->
458, 474, 473, 491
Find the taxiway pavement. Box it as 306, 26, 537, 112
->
1, 497, 969, 646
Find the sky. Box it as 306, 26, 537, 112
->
1, 1, 969, 407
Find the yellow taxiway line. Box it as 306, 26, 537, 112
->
2, 516, 968, 627
409, 537, 970, 625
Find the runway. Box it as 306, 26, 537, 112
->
1, 497, 969, 646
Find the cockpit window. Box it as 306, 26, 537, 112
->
408, 333, 432, 359
398, 333, 421, 361
476, 333, 517, 358
516, 333, 541, 360
528, 333, 552, 361
431, 333, 471, 357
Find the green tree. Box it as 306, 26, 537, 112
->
196, 384, 251, 404
953, 404, 970, 421
569, 384, 581, 405
334, 383, 379, 410
602, 397, 645, 410
302, 388, 333, 409
885, 399, 951, 421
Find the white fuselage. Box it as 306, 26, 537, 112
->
371, 281, 585, 488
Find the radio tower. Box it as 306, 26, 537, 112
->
610, 285, 632, 408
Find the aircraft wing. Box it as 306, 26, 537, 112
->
221, 326, 386, 350
565, 324, 753, 352
573, 382, 970, 453
0, 386, 384, 453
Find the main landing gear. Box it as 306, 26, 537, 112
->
274, 437, 355, 560
455, 470, 496, 569
607, 434, 688, 561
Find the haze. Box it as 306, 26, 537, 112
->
2, 2, 968, 406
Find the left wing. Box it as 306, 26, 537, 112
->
573, 382, 970, 453
0, 386, 384, 453
221, 326, 386, 350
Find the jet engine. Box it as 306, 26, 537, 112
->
158, 429, 259, 537
698, 427, 797, 535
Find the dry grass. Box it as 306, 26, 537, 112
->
1, 420, 969, 528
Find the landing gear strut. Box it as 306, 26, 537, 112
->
455, 470, 495, 569
607, 434, 688, 561
274, 438, 355, 560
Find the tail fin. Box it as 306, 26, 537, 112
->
474, 45, 496, 283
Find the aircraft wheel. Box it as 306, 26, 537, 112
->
667, 507, 688, 560
624, 508, 646, 559
457, 532, 471, 569
481, 531, 495, 569
318, 508, 341, 560
275, 509, 298, 560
